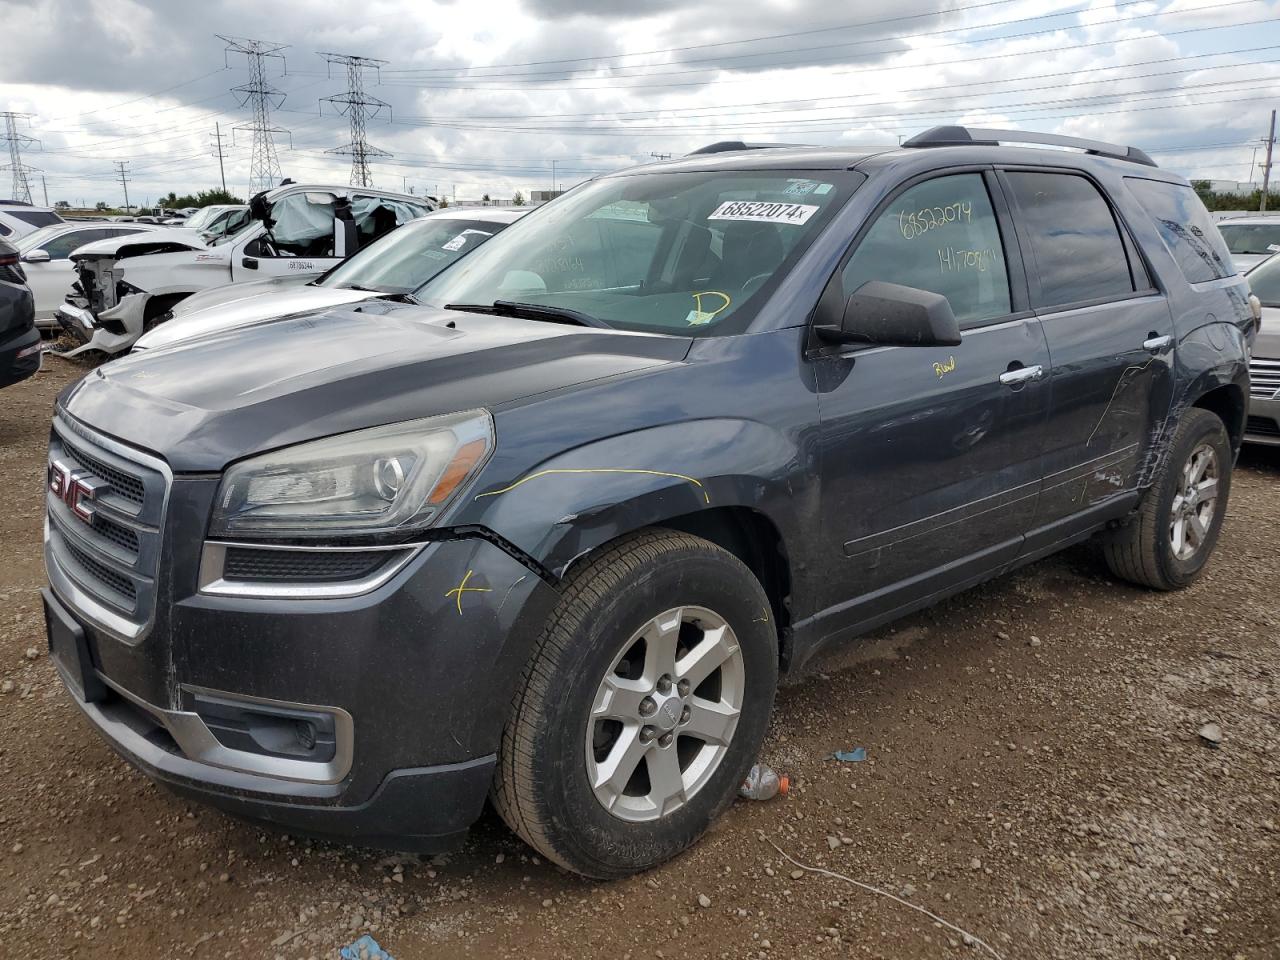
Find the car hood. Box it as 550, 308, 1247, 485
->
62, 301, 691, 471
1234, 253, 1271, 272
1253, 306, 1280, 359
136, 280, 368, 351
70, 228, 208, 260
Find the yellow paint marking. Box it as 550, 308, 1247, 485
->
932, 355, 957, 379
474, 468, 711, 504
753, 608, 770, 624
445, 569, 491, 616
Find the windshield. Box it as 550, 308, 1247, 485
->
183, 207, 222, 231
1217, 222, 1280, 255
415, 170, 860, 335
319, 217, 506, 293
15, 224, 71, 252
208, 209, 254, 246
1248, 253, 1280, 305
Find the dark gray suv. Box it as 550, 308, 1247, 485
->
41, 127, 1256, 878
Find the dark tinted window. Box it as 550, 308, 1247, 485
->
1126, 178, 1233, 283
42, 230, 96, 259
1005, 172, 1135, 307
10, 210, 61, 228
841, 173, 1011, 326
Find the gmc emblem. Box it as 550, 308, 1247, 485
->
48, 460, 104, 523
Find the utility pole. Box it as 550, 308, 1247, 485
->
219, 35, 290, 194
1, 112, 39, 204
211, 122, 228, 193
319, 52, 391, 188
551, 159, 556, 194
40, 173, 48, 206
113, 161, 131, 212
1261, 109, 1276, 214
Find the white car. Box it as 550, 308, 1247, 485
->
1216, 216, 1280, 272
55, 185, 433, 356
135, 207, 527, 351
0, 201, 64, 242
14, 222, 162, 328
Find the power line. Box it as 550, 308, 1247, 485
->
1, 112, 40, 204
319, 52, 391, 187
219, 34, 290, 194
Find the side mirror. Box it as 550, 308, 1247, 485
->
817, 280, 962, 348
22, 249, 50, 264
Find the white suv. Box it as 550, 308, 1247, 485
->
0, 201, 64, 241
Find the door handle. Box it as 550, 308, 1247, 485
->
241, 257, 258, 270
1143, 334, 1172, 352
999, 364, 1044, 386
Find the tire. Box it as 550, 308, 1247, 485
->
492, 529, 778, 879
1102, 407, 1232, 590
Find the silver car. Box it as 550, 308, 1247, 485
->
133, 207, 526, 352
1217, 216, 1280, 272
1245, 254, 1280, 444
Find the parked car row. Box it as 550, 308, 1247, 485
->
35, 127, 1263, 879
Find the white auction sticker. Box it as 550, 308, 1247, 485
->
707, 200, 819, 225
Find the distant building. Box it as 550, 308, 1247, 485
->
530, 189, 565, 202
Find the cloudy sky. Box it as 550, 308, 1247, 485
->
0, 0, 1277, 206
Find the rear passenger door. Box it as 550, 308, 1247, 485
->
999, 169, 1175, 545
812, 169, 1051, 631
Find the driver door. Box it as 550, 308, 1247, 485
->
235, 192, 343, 282
810, 169, 1051, 634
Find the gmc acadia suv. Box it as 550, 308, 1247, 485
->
41, 127, 1257, 879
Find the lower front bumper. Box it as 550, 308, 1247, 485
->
54, 296, 147, 357
1245, 394, 1280, 446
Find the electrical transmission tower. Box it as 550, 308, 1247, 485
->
319, 53, 391, 187
1, 112, 40, 204
219, 35, 290, 194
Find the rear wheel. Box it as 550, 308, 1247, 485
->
1102, 407, 1231, 590
492, 529, 778, 878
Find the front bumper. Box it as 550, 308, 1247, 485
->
54, 295, 148, 357
1245, 393, 1280, 446
0, 323, 42, 388
45, 472, 560, 848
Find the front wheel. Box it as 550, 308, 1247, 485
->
1102, 407, 1232, 590
492, 530, 778, 879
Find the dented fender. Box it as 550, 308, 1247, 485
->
55, 294, 149, 358
456, 418, 805, 580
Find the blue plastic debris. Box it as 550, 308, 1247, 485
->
340, 934, 394, 960
828, 747, 867, 762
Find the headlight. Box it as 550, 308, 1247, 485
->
210, 410, 493, 538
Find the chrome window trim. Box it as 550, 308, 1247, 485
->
198, 540, 422, 599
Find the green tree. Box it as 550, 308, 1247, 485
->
513, 190, 525, 206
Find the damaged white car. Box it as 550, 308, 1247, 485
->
54, 184, 433, 356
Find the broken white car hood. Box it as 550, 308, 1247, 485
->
70, 228, 210, 260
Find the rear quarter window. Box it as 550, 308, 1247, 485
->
10, 211, 62, 228
1125, 178, 1233, 283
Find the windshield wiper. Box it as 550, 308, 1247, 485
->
337, 283, 419, 303
445, 300, 611, 328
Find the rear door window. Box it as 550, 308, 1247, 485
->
1125, 178, 1234, 283
1003, 171, 1137, 308
841, 172, 1012, 326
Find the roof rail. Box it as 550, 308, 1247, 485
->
901, 125, 1157, 168
686, 141, 806, 156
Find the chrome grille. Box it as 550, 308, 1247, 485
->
1249, 357, 1280, 400
45, 415, 169, 639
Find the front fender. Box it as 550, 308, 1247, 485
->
458, 418, 804, 578
117, 252, 231, 298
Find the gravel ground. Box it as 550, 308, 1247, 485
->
1, 357, 1277, 960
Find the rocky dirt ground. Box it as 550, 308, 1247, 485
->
1, 356, 1277, 960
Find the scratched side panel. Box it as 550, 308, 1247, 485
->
448, 328, 822, 608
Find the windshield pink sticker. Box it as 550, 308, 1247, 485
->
707, 200, 818, 225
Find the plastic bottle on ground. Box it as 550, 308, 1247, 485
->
739, 763, 789, 800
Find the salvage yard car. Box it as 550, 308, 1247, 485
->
1243, 252, 1280, 444
1216, 216, 1280, 272
15, 221, 162, 329
0, 238, 42, 389
42, 127, 1256, 879
54, 185, 432, 356
132, 206, 527, 352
